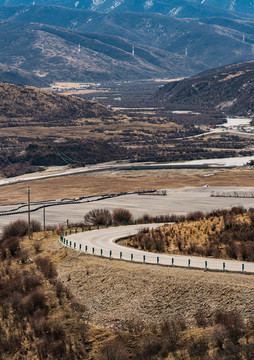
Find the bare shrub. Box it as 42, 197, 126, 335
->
33, 242, 41, 253
31, 220, 42, 233
125, 318, 145, 334
213, 310, 244, 344
23, 273, 42, 292
1, 220, 28, 241
19, 249, 30, 264
186, 211, 204, 221
45, 224, 58, 231
211, 325, 228, 350
160, 318, 185, 353
84, 209, 112, 226
100, 338, 129, 360
194, 308, 210, 328
225, 243, 238, 260
112, 208, 133, 224
186, 336, 209, 359
0, 236, 21, 258
134, 336, 162, 360
21, 289, 47, 316
137, 213, 152, 224
35, 256, 57, 279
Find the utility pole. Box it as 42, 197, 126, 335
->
43, 205, 46, 231
28, 186, 31, 239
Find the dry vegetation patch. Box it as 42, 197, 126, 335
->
123, 207, 254, 261
0, 219, 254, 359
1, 168, 254, 204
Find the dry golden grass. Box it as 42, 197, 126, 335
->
0, 224, 250, 359
27, 229, 254, 330
1, 168, 254, 204
0, 119, 179, 140
123, 212, 252, 259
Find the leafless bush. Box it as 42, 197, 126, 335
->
33, 242, 41, 253
21, 289, 47, 316
1, 220, 28, 241
112, 208, 133, 224
186, 211, 205, 221
225, 242, 238, 259
134, 336, 162, 360
211, 324, 228, 350
19, 248, 30, 264
137, 213, 152, 224
35, 256, 57, 279
45, 224, 58, 231
186, 336, 209, 359
213, 310, 244, 345
0, 236, 21, 259
23, 273, 42, 292
100, 338, 129, 360
194, 308, 210, 328
125, 318, 145, 334
84, 209, 112, 226
31, 220, 42, 232
160, 318, 186, 353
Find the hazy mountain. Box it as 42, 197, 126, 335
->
154, 60, 254, 116
192, 0, 254, 16
1, 6, 254, 69
0, 0, 243, 19
0, 63, 48, 86
0, 21, 203, 85
1, 4, 254, 85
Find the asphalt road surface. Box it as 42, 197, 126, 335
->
62, 224, 254, 274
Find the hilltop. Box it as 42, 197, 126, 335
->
154, 60, 254, 116
0, 82, 111, 127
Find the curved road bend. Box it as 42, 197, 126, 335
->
62, 224, 254, 274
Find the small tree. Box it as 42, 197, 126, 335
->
112, 208, 133, 225
84, 209, 112, 226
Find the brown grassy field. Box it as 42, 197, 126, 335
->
28, 230, 254, 329
1, 168, 254, 204
0, 222, 253, 359
122, 208, 254, 261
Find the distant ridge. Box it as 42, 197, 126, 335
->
154, 60, 254, 116
0, 0, 244, 18
0, 82, 111, 126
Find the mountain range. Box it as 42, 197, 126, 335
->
1, 1, 254, 85
154, 59, 254, 116
0, 0, 252, 18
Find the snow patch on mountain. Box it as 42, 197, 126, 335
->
168, 7, 183, 17
144, 0, 153, 10
91, 0, 106, 9
229, 0, 236, 11
106, 0, 124, 12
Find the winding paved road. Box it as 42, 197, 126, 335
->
61, 224, 254, 274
